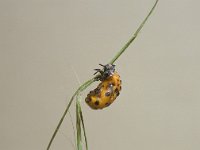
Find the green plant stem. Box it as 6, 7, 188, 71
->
46, 78, 95, 150
109, 0, 159, 64
76, 92, 88, 150
79, 103, 88, 150
76, 98, 82, 150
46, 0, 159, 149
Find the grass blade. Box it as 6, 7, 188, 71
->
76, 99, 82, 150
79, 104, 88, 150
109, 0, 159, 64
46, 78, 95, 150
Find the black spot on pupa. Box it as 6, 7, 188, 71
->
105, 92, 111, 97
94, 87, 101, 94
85, 97, 91, 103
115, 89, 120, 96
94, 100, 100, 106
105, 102, 111, 107
89, 90, 95, 95
110, 82, 115, 86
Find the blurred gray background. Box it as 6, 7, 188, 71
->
1, 0, 200, 149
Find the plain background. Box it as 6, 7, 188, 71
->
1, 0, 200, 149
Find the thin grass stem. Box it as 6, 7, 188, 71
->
76, 97, 82, 150
109, 0, 159, 64
46, 78, 95, 150
79, 104, 88, 150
